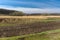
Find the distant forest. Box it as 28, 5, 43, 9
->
0, 9, 60, 16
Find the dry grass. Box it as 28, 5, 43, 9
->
0, 16, 60, 19
0, 16, 60, 26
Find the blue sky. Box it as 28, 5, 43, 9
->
0, 0, 60, 13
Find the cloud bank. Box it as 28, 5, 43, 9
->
0, 5, 60, 13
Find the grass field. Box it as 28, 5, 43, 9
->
0, 16, 60, 26
0, 16, 60, 40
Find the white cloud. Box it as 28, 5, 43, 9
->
0, 5, 60, 13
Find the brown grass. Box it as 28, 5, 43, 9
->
0, 16, 60, 19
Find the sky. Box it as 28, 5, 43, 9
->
0, 0, 60, 13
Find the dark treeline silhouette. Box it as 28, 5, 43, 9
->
0, 9, 24, 16
0, 9, 15, 14
26, 13, 60, 16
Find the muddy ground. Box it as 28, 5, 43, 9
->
0, 21, 60, 37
